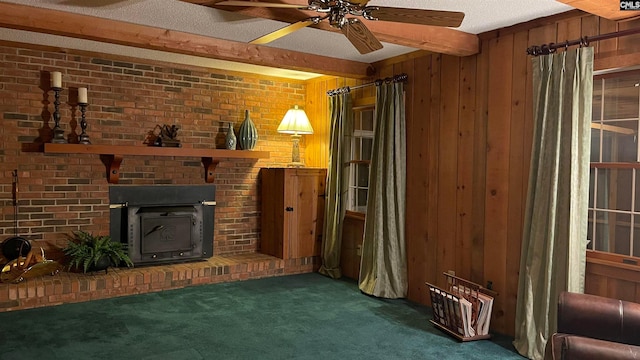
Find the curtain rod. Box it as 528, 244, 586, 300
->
527, 27, 640, 56
326, 73, 408, 96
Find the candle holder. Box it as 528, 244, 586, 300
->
51, 87, 67, 144
78, 102, 91, 144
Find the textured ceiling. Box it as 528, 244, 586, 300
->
0, 0, 575, 79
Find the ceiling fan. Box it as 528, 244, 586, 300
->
211, 0, 465, 54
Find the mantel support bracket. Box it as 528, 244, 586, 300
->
201, 157, 220, 183
99, 155, 219, 184
100, 154, 123, 184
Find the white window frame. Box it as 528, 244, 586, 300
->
347, 105, 375, 213
588, 70, 640, 257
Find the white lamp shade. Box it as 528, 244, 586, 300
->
277, 105, 314, 135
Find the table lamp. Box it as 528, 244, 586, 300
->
277, 105, 314, 167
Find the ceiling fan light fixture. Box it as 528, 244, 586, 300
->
212, 0, 466, 53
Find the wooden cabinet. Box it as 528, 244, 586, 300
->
260, 168, 326, 259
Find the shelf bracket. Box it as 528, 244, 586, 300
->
100, 154, 123, 184
201, 157, 220, 183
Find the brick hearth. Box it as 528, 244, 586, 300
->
0, 253, 319, 312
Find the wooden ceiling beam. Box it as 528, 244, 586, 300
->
0, 2, 375, 79
189, 0, 480, 56
556, 0, 640, 20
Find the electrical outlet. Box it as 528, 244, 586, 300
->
356, 244, 362, 256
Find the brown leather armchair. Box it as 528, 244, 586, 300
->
544, 291, 640, 360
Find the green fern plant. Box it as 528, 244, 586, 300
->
63, 231, 133, 273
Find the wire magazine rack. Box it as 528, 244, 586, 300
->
426, 272, 496, 342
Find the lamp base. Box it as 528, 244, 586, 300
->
289, 134, 304, 167
287, 162, 304, 168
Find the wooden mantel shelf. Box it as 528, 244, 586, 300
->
43, 143, 269, 184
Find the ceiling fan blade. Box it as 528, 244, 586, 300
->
59, 0, 134, 7
215, 1, 310, 9
250, 19, 316, 44
341, 19, 383, 55
367, 7, 464, 27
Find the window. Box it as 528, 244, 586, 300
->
588, 70, 640, 257
347, 105, 375, 213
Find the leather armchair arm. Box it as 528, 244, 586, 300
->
558, 292, 640, 346
558, 335, 640, 360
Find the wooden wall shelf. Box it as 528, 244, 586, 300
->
43, 143, 269, 184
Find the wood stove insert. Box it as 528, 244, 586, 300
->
109, 185, 215, 266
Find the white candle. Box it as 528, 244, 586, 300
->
78, 87, 88, 103
51, 71, 62, 88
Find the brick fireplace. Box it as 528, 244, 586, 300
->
0, 42, 318, 312
0, 42, 301, 255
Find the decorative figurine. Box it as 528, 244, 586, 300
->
150, 124, 181, 147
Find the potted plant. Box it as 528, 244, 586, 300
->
63, 230, 133, 273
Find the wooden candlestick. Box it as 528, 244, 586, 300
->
51, 87, 67, 144
78, 103, 90, 145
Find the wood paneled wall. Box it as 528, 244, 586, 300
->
305, 11, 640, 336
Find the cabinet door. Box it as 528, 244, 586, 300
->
288, 169, 326, 258
261, 169, 286, 258
261, 168, 326, 259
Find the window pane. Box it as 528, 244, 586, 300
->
587, 210, 594, 250
353, 138, 361, 160
603, 77, 640, 120
357, 163, 369, 187
595, 169, 609, 209
595, 169, 633, 211
350, 188, 357, 210
634, 215, 640, 257
614, 169, 633, 211
348, 163, 356, 212
592, 78, 603, 121
612, 213, 631, 256
357, 188, 368, 212
362, 109, 374, 131
594, 211, 631, 255
590, 129, 601, 162
601, 133, 613, 162
355, 114, 362, 131
594, 211, 610, 252
589, 169, 595, 208
635, 170, 640, 213
600, 121, 637, 162
362, 138, 373, 160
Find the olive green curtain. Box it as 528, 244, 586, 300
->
513, 47, 593, 359
319, 93, 353, 279
358, 81, 407, 298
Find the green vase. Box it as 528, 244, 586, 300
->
225, 122, 237, 150
238, 110, 258, 150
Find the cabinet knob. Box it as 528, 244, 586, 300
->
285, 206, 294, 212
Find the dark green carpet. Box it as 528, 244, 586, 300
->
0, 273, 523, 359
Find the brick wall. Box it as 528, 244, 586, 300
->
0, 42, 308, 259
